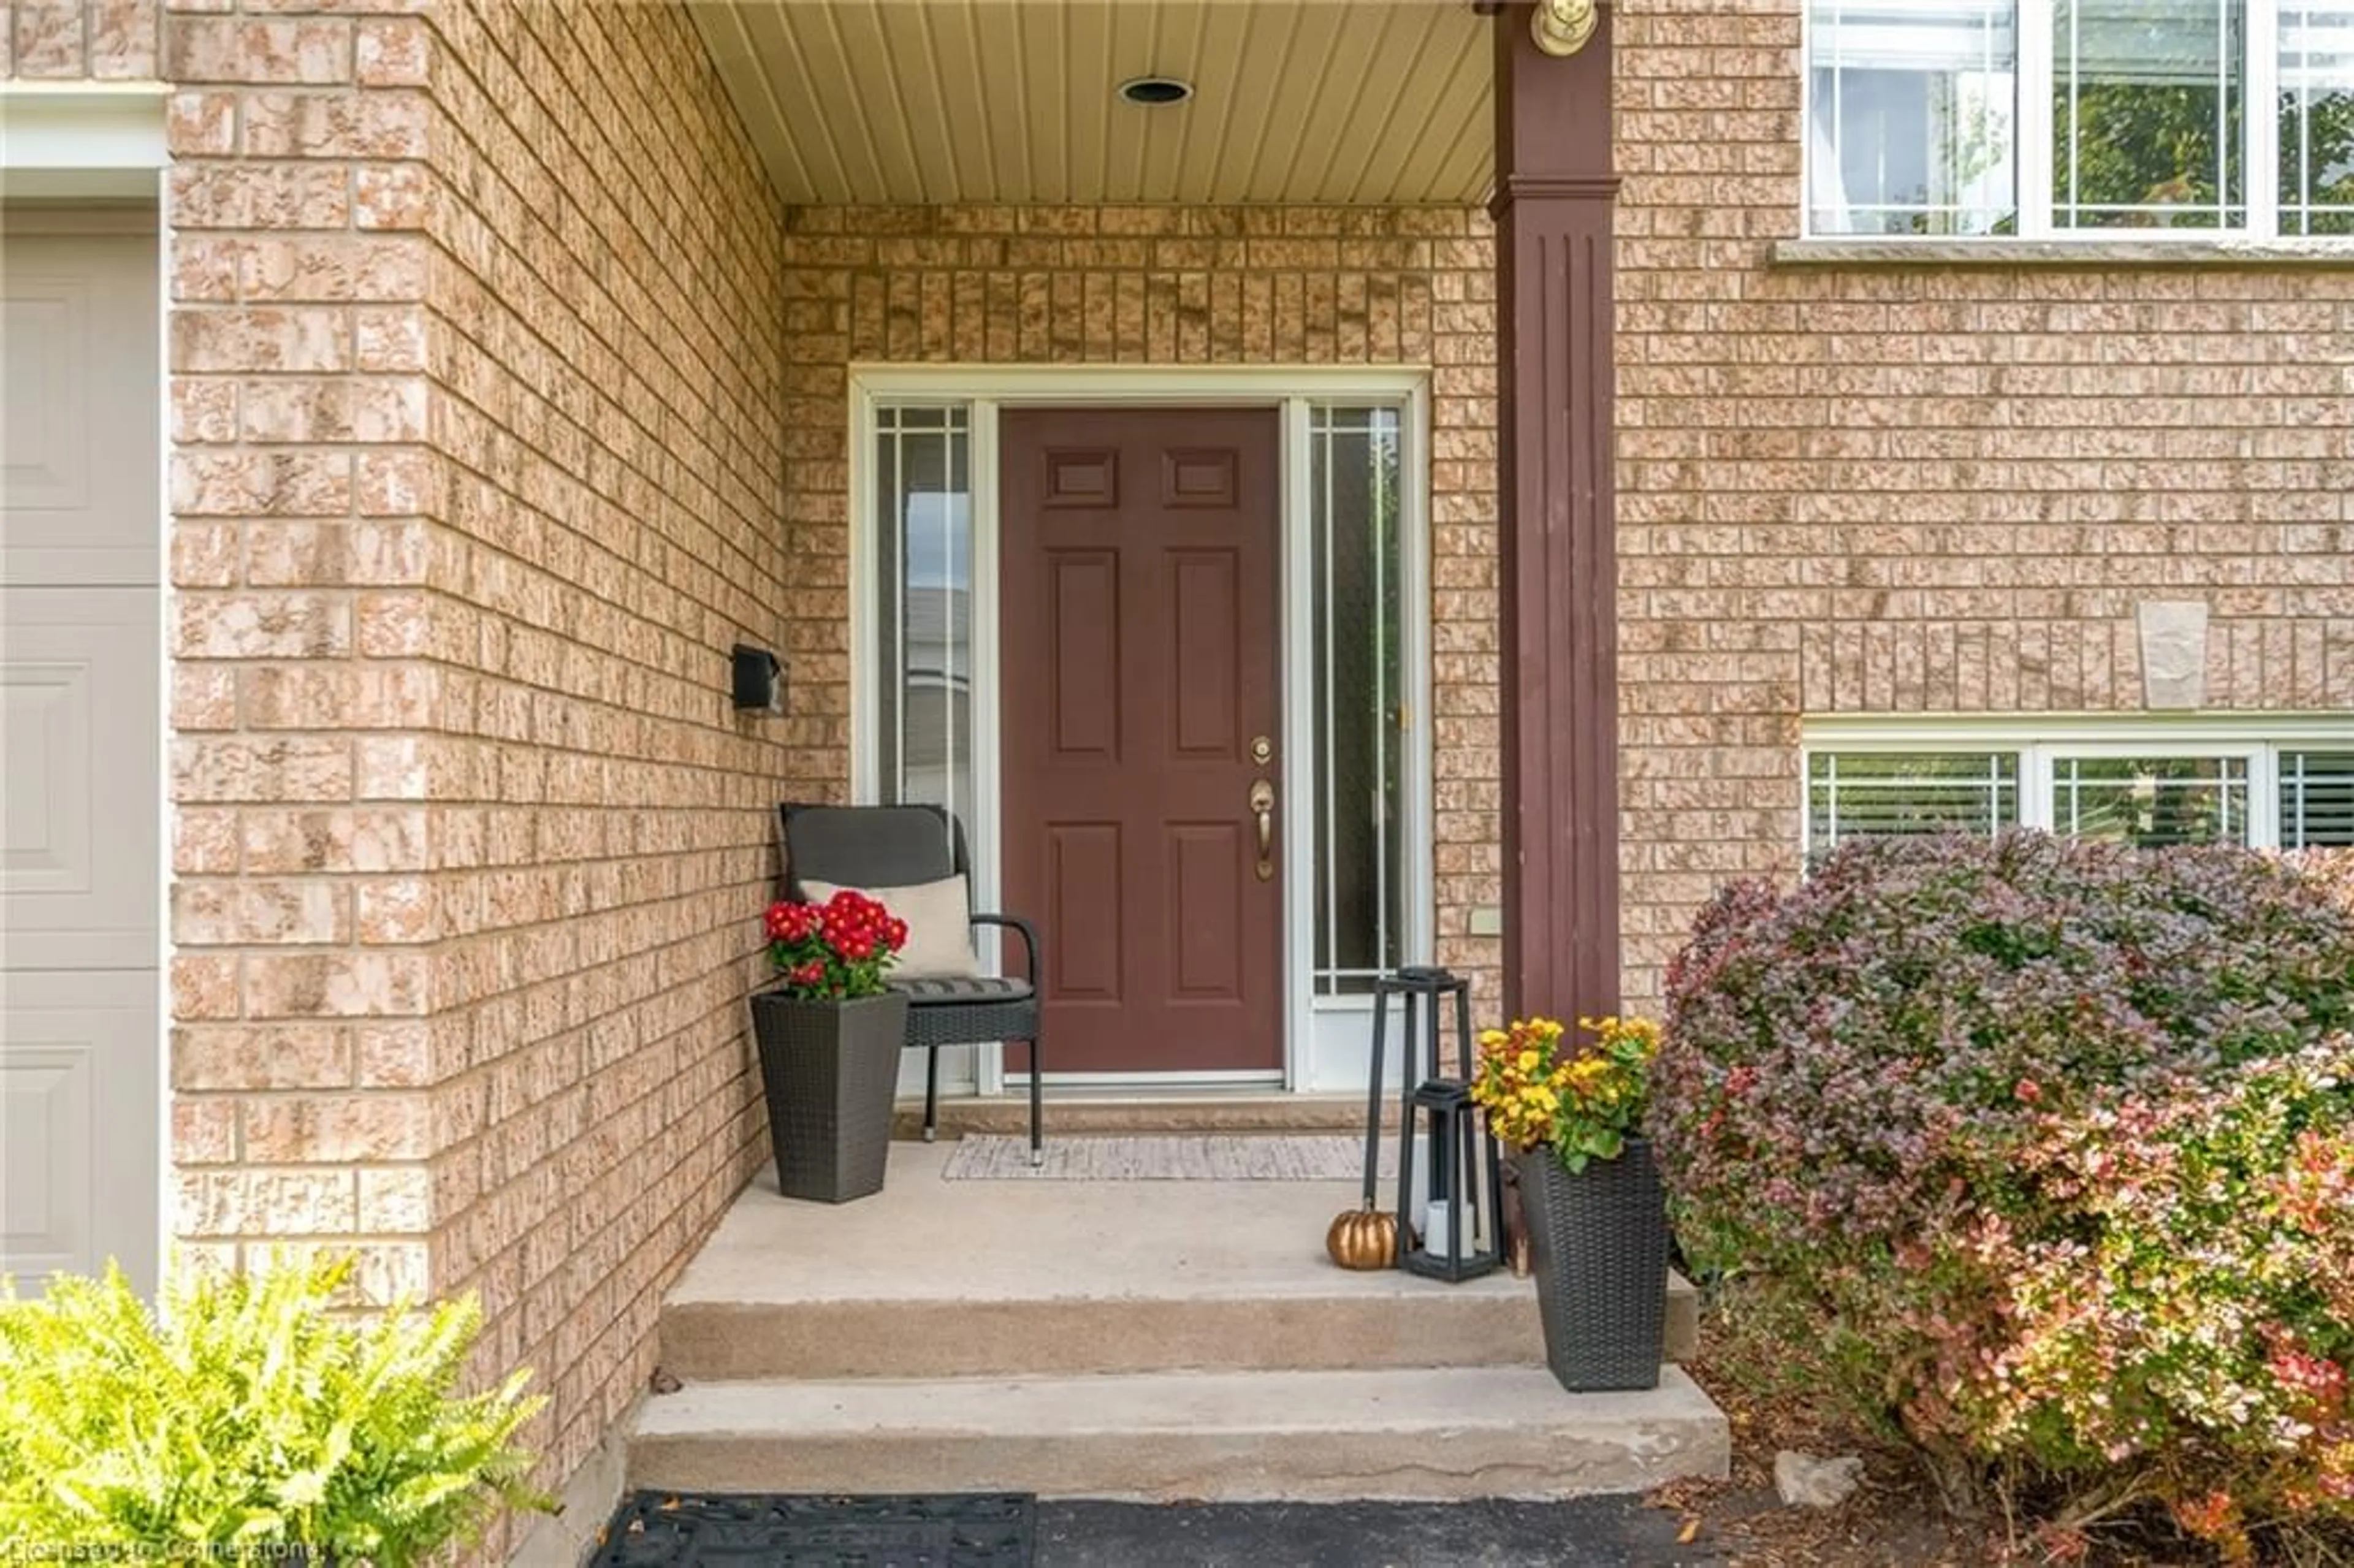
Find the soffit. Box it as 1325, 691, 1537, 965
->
688, 1, 1494, 206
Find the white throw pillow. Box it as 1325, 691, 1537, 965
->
798, 874, 979, 979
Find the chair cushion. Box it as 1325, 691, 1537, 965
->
800, 874, 978, 979
889, 975, 1035, 1006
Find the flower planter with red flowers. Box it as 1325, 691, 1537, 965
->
750, 889, 910, 1203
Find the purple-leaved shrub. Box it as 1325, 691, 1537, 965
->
1656, 832, 2354, 1555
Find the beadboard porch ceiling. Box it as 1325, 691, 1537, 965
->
687, 1, 1494, 206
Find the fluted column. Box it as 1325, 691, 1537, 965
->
1492, 1, 1621, 1023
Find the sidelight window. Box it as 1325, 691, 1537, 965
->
873, 404, 975, 840
1309, 405, 1407, 997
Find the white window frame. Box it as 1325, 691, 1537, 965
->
1801, 714, 2354, 857
1801, 0, 2344, 243
848, 366, 1437, 1098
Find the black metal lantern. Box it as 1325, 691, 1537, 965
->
1398, 1076, 1504, 1282
1366, 965, 1504, 1283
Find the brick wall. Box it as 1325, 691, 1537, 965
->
159, 0, 791, 1538
1, 0, 157, 77
1611, 0, 2354, 1002
774, 205, 1510, 999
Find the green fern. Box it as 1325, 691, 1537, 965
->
0, 1254, 551, 1562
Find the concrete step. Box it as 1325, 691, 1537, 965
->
664, 1273, 1696, 1381
659, 1144, 1699, 1381
629, 1366, 1731, 1502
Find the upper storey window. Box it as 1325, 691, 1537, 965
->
1807, 1, 2354, 238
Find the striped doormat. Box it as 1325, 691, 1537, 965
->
939, 1133, 1392, 1181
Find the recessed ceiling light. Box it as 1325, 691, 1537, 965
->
1118, 75, 1194, 107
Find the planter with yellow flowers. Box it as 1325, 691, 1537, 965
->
1471, 1014, 1667, 1393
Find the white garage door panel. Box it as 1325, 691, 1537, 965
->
0, 973, 156, 1293
0, 588, 158, 970
2, 215, 161, 1297
0, 230, 158, 587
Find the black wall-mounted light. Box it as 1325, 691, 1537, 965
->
731, 644, 784, 714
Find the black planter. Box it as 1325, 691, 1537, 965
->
750, 989, 909, 1203
1515, 1140, 1668, 1393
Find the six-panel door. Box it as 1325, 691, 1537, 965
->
1000, 408, 1284, 1075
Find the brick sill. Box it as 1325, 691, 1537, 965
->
1772, 237, 2354, 268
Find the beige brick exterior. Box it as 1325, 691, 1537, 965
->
150, 0, 791, 1539
1612, 0, 2354, 999
14, 0, 2354, 1547
1, 0, 157, 78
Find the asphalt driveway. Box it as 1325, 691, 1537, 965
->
1035, 1499, 1721, 1567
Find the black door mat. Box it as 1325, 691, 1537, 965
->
589, 1491, 1036, 1567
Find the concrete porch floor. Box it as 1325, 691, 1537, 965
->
632, 1139, 1726, 1502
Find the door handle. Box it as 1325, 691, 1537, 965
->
1249, 779, 1276, 882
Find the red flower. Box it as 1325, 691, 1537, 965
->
766, 889, 904, 997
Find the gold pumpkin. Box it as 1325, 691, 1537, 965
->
1325, 1204, 1398, 1271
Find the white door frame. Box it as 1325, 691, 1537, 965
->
2, 81, 171, 1290
848, 365, 1436, 1095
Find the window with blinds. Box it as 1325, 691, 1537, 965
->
1807, 735, 2353, 856
2282, 752, 2354, 847
1807, 751, 2021, 845
2051, 755, 2251, 847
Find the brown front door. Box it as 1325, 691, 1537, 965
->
1000, 408, 1283, 1075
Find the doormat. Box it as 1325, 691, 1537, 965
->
939, 1133, 1392, 1181
588, 1490, 1034, 1567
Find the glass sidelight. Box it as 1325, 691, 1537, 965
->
1309, 405, 1407, 997
874, 404, 975, 838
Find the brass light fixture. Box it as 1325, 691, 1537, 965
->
1530, 0, 1598, 55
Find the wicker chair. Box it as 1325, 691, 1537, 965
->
777, 802, 1044, 1165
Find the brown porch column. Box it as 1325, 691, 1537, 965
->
1491, 2, 1620, 1024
